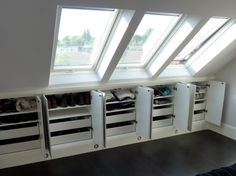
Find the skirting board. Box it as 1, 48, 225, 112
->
207, 122, 236, 140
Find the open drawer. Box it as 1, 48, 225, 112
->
152, 117, 173, 128
153, 107, 174, 117
106, 123, 136, 137
194, 102, 206, 111
106, 112, 135, 124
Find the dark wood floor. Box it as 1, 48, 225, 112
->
1, 130, 236, 176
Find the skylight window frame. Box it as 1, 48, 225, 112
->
50, 6, 119, 73
186, 18, 236, 73
115, 12, 182, 69
171, 16, 230, 66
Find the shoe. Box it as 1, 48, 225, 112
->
67, 93, 76, 106
83, 92, 91, 105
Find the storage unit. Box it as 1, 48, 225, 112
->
105, 89, 136, 137
0, 96, 47, 169
152, 85, 175, 129
43, 92, 93, 156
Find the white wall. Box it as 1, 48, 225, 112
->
216, 57, 236, 127
1, 0, 236, 93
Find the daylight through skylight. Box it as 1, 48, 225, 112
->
117, 13, 180, 68
53, 8, 116, 71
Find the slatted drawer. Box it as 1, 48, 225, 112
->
152, 118, 173, 128
194, 102, 206, 111
50, 118, 91, 132
153, 107, 174, 117
51, 131, 92, 145
0, 140, 41, 155
106, 112, 135, 124
106, 124, 135, 137
193, 113, 205, 121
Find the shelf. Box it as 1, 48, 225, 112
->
153, 103, 174, 108
195, 92, 206, 94
194, 99, 207, 102
106, 107, 135, 113
153, 95, 174, 100
49, 104, 91, 112
106, 99, 135, 105
49, 108, 91, 120
0, 120, 39, 127
0, 110, 37, 117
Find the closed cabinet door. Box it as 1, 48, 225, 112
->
205, 81, 226, 126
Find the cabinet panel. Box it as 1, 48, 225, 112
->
174, 83, 196, 131
136, 86, 153, 139
205, 81, 226, 126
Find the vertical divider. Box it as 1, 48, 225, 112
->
136, 86, 154, 139
40, 95, 52, 158
91, 90, 106, 148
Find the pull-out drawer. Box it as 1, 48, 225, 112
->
194, 102, 206, 111
106, 123, 135, 137
106, 112, 135, 124
51, 131, 92, 145
0, 126, 39, 140
153, 107, 174, 117
193, 112, 205, 121
152, 118, 173, 128
50, 118, 91, 132
0, 140, 41, 155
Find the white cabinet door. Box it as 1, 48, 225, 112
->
205, 81, 226, 126
136, 86, 153, 139
173, 83, 196, 131
91, 90, 106, 147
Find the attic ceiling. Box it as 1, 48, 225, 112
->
0, 0, 236, 94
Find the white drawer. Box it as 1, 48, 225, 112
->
0, 140, 41, 155
0, 126, 39, 140
51, 131, 92, 145
106, 112, 135, 124
50, 118, 91, 132
106, 124, 135, 137
153, 107, 174, 117
152, 118, 173, 128
193, 113, 205, 121
194, 102, 206, 111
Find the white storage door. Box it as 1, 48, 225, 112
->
205, 81, 226, 126
91, 90, 106, 147
173, 83, 196, 131
136, 86, 153, 139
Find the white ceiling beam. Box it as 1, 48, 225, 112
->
96, 10, 145, 83
147, 15, 210, 78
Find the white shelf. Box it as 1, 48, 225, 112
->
194, 98, 207, 102
106, 99, 135, 105
0, 110, 37, 117
49, 104, 91, 112
49, 108, 91, 121
153, 102, 174, 108
0, 120, 39, 127
106, 107, 135, 113
153, 95, 174, 99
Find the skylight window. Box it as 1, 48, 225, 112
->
52, 8, 116, 71
117, 13, 180, 68
170, 17, 229, 65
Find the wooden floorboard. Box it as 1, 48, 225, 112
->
1, 130, 236, 176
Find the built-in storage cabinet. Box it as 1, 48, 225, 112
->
0, 96, 45, 156
44, 92, 92, 150
104, 89, 136, 138
152, 85, 175, 129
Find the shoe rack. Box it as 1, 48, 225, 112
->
152, 85, 175, 129
43, 92, 92, 154
104, 89, 136, 138
0, 96, 46, 165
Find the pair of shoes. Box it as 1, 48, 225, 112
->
73, 92, 90, 105
47, 92, 91, 109
0, 99, 17, 113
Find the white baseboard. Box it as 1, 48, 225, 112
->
207, 122, 236, 140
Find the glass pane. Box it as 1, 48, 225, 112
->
54, 8, 115, 70
118, 13, 180, 67
170, 17, 228, 65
